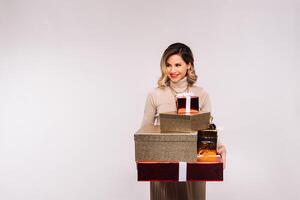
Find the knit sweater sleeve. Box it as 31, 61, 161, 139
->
201, 92, 211, 113
141, 90, 157, 127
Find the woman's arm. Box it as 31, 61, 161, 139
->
141, 91, 157, 127
217, 145, 227, 169
200, 92, 211, 112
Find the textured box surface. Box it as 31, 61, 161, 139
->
134, 125, 197, 162
137, 157, 223, 182
160, 111, 211, 132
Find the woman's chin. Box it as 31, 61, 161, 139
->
170, 79, 179, 83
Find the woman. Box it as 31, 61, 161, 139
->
141, 43, 226, 200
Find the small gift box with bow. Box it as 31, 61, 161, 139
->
176, 92, 199, 114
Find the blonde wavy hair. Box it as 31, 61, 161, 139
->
158, 43, 198, 88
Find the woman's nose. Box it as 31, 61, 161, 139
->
170, 66, 176, 72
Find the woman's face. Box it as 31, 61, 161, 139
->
165, 54, 191, 83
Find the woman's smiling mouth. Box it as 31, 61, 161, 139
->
170, 73, 179, 79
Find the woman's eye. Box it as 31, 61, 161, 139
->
175, 64, 181, 67
166, 64, 171, 67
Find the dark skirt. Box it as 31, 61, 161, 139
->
150, 182, 206, 200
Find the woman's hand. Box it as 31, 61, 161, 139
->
217, 145, 227, 169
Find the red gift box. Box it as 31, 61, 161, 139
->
137, 156, 223, 182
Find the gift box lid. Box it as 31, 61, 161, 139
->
135, 125, 197, 142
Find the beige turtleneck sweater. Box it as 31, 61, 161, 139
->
142, 77, 211, 127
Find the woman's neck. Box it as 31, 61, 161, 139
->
169, 77, 188, 93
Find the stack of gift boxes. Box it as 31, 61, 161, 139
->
134, 93, 223, 182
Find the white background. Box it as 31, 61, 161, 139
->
0, 0, 299, 199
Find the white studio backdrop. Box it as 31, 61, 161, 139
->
0, 0, 299, 200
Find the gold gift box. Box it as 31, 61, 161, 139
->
134, 125, 197, 162
159, 111, 211, 133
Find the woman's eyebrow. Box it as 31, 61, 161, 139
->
166, 61, 182, 66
